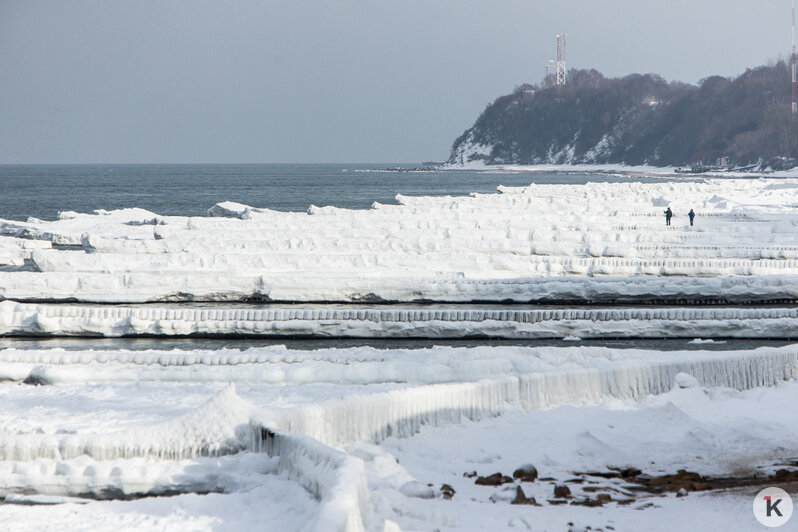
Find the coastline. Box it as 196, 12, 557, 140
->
440, 161, 798, 179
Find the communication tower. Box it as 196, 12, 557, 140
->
544, 60, 556, 79
793, 0, 796, 115
556, 34, 567, 89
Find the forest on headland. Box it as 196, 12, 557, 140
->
448, 61, 798, 169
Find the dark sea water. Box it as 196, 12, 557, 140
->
0, 163, 675, 221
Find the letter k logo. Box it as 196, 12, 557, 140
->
755, 487, 792, 526
766, 496, 784, 518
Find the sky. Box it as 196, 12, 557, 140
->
0, 0, 792, 164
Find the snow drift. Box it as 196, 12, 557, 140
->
3, 179, 798, 306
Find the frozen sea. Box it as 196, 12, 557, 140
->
3, 164, 798, 531
0, 162, 699, 350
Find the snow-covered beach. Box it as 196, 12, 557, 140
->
0, 343, 797, 531
2, 173, 798, 530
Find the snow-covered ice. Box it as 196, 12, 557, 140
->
3, 300, 798, 338
4, 176, 798, 530
3, 179, 798, 309
0, 343, 797, 530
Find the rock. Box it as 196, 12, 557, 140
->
440, 484, 456, 500
596, 493, 612, 503
554, 484, 572, 498
489, 486, 519, 503
615, 467, 642, 479
773, 469, 798, 482
476, 473, 513, 486
463, 471, 477, 478
636, 469, 711, 493
676, 488, 688, 497
511, 486, 539, 505
513, 464, 538, 482
571, 497, 604, 507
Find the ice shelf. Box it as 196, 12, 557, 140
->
2, 179, 798, 304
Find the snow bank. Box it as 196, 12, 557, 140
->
0, 453, 275, 501
3, 300, 798, 339
4, 344, 792, 388
0, 343, 796, 530
7, 272, 798, 305
0, 385, 254, 461
264, 347, 798, 447
252, 429, 367, 532
375, 378, 798, 532
4, 179, 798, 303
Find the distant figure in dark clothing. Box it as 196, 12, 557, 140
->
688, 209, 695, 226
664, 207, 673, 226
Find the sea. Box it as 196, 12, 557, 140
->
0, 163, 675, 222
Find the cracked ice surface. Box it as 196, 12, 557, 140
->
3, 179, 798, 304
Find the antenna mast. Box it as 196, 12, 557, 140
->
544, 60, 556, 80
793, 0, 796, 115
556, 34, 567, 91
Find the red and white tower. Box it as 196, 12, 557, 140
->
792, 0, 797, 115
556, 34, 567, 90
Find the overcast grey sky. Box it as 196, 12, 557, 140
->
0, 1, 791, 164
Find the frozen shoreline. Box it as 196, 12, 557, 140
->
0, 343, 797, 530
442, 161, 798, 179
5, 178, 798, 311
4, 176, 798, 529
5, 300, 798, 339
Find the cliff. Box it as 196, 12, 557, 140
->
449, 62, 798, 169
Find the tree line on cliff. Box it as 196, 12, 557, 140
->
449, 61, 798, 168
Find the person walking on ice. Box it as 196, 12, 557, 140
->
664, 207, 673, 226
688, 209, 695, 226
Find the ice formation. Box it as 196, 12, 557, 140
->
0, 384, 254, 461
2, 179, 798, 307
0, 344, 796, 531
5, 177, 798, 530
3, 300, 798, 338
